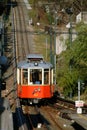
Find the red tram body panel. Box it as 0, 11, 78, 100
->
17, 54, 54, 104
18, 85, 54, 98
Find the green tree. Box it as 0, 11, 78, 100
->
57, 22, 87, 97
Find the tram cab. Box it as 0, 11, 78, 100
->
17, 54, 54, 104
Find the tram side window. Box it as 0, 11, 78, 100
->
44, 69, 49, 84
30, 69, 42, 84
50, 69, 52, 84
22, 69, 28, 84
19, 69, 21, 84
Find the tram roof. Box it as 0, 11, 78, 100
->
17, 60, 53, 69
26, 54, 44, 61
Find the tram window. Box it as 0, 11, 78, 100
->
30, 69, 42, 84
44, 69, 49, 84
19, 69, 21, 84
50, 69, 52, 84
22, 69, 28, 84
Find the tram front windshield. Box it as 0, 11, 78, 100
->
21, 68, 50, 85
30, 69, 42, 84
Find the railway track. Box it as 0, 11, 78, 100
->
13, 97, 87, 130
22, 104, 67, 130
14, 0, 30, 61
0, 0, 30, 129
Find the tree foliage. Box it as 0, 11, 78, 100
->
57, 23, 87, 97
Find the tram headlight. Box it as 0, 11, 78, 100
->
34, 62, 38, 66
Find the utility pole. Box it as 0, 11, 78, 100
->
54, 11, 58, 85
66, 7, 73, 48
46, 38, 48, 60
49, 27, 53, 64
66, 7, 73, 98
0, 21, 3, 97
78, 80, 80, 101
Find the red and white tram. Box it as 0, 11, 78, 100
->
17, 54, 54, 104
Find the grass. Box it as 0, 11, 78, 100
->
34, 33, 50, 61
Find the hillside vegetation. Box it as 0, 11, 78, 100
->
57, 23, 87, 99
28, 0, 87, 100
